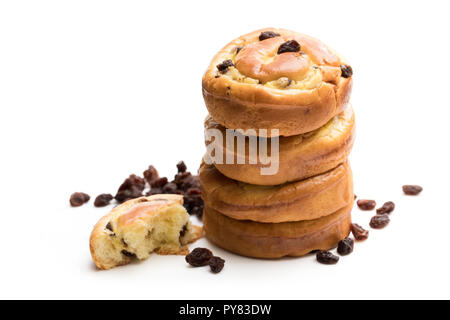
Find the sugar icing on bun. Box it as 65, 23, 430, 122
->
202, 28, 353, 137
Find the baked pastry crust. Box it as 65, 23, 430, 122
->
205, 104, 355, 185
202, 28, 353, 137
199, 161, 353, 223
89, 194, 202, 270
203, 202, 352, 259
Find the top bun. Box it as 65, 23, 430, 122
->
202, 28, 353, 137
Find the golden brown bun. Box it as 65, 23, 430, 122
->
89, 194, 202, 270
202, 28, 353, 137
205, 104, 355, 185
199, 161, 353, 223
203, 203, 352, 259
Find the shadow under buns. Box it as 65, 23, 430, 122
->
205, 104, 355, 186
199, 161, 353, 223
203, 202, 352, 259
202, 27, 353, 137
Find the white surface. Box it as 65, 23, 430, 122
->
1, 0, 449, 300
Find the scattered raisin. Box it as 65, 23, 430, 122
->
118, 174, 145, 192
357, 199, 376, 211
177, 161, 187, 173
216, 59, 234, 73
143, 165, 159, 184
403, 185, 423, 195
370, 214, 390, 229
337, 238, 354, 256
209, 256, 225, 274
121, 250, 136, 258
186, 248, 213, 267
94, 194, 113, 207
70, 192, 90, 207
316, 251, 339, 265
376, 201, 395, 215
259, 31, 280, 41
277, 40, 301, 54
351, 223, 369, 241
235, 46, 243, 54
150, 177, 168, 188
340, 65, 353, 78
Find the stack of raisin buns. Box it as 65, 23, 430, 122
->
200, 28, 355, 258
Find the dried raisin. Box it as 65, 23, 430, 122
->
94, 194, 113, 207
316, 251, 339, 265
403, 185, 423, 195
370, 214, 390, 229
351, 223, 369, 241
259, 31, 280, 41
376, 201, 395, 215
70, 192, 90, 207
216, 59, 234, 73
357, 199, 376, 211
209, 256, 225, 274
337, 238, 354, 256
277, 40, 301, 54
340, 65, 353, 78
186, 248, 213, 267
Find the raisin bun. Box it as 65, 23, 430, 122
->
89, 194, 202, 270
203, 202, 352, 259
205, 104, 355, 185
199, 161, 353, 223
202, 28, 353, 137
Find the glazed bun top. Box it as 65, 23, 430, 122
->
206, 28, 352, 91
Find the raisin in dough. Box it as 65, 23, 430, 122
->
202, 28, 353, 137
89, 194, 202, 270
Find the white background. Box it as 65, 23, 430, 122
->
1, 0, 449, 300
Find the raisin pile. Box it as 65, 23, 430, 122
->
337, 238, 354, 256
69, 161, 204, 217
185, 248, 225, 274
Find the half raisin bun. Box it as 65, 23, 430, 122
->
205, 104, 355, 185
202, 28, 353, 137
89, 194, 202, 270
